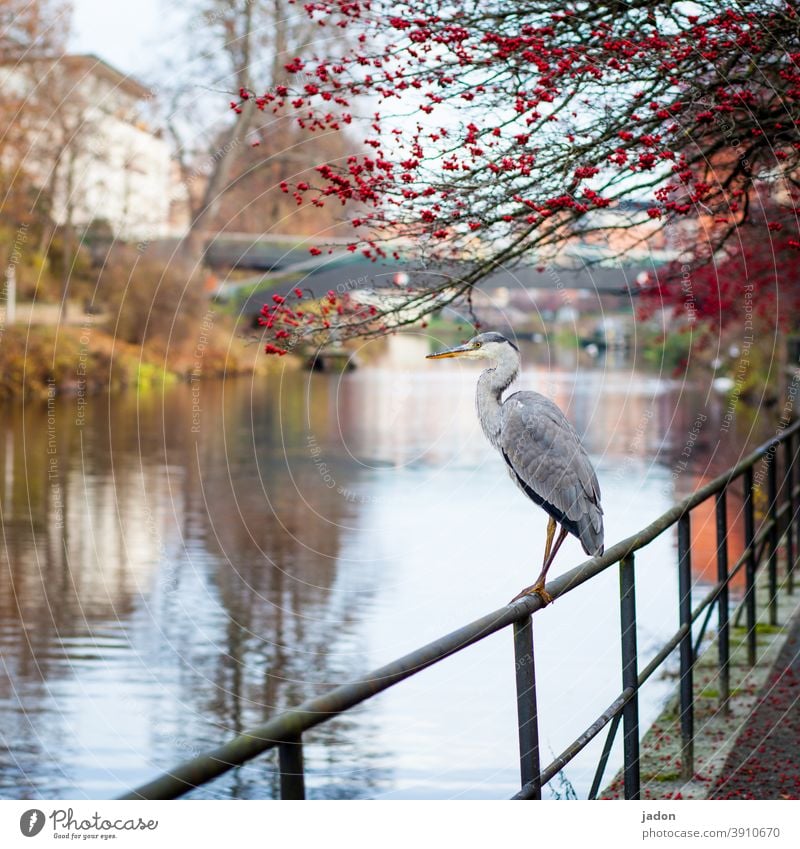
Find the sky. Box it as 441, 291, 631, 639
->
68, 0, 244, 148
69, 0, 167, 76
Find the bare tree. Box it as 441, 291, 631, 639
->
2, 54, 113, 316
0, 0, 70, 62
163, 0, 342, 259
0, 0, 74, 316
0, 0, 72, 221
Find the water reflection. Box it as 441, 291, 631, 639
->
0, 381, 388, 799
0, 334, 778, 799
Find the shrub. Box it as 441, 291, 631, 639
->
96, 247, 205, 347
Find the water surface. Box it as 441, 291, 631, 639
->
0, 335, 768, 798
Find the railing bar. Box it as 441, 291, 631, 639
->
513, 617, 541, 797
278, 735, 306, 800
790, 494, 800, 591
619, 553, 640, 799
641, 558, 751, 688
732, 533, 772, 628
786, 435, 796, 595
684, 529, 764, 634
716, 490, 731, 713
692, 600, 716, 657
531, 613, 706, 800
121, 553, 754, 801
772, 496, 796, 525
762, 497, 794, 527
639, 624, 689, 685
549, 420, 800, 595
792, 431, 800, 591
788, 494, 800, 592
600, 509, 774, 645
768, 454, 779, 626
515, 688, 634, 800
678, 512, 694, 781
120, 607, 546, 799
543, 691, 632, 785
549, 619, 706, 801
120, 420, 800, 800
701, 528, 769, 630
743, 467, 757, 666
529, 517, 791, 802
587, 713, 623, 801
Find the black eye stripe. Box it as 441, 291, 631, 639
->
476, 333, 519, 352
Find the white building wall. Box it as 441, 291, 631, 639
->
0, 57, 179, 241
61, 107, 174, 241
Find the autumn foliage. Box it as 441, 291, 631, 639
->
241, 1, 800, 352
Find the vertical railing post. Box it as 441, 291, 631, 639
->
743, 467, 757, 667
678, 512, 694, 781
768, 449, 779, 626
513, 616, 541, 799
715, 489, 730, 713
786, 434, 796, 596
278, 735, 306, 799
619, 553, 640, 799
793, 430, 800, 591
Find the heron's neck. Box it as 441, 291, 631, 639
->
476, 355, 519, 448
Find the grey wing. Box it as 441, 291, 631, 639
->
499, 392, 604, 556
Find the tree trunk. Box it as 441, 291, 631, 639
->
180, 0, 257, 263
179, 107, 255, 262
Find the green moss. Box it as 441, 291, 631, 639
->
640, 327, 692, 371
135, 362, 177, 390
730, 622, 785, 639
551, 327, 580, 348
644, 771, 681, 782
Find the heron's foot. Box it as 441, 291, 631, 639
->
510, 581, 553, 606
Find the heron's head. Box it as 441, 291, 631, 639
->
426, 332, 519, 364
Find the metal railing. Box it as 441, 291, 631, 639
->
120, 418, 800, 800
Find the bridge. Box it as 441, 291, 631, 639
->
215, 254, 654, 326
119, 419, 800, 801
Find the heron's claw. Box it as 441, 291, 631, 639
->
510, 582, 553, 606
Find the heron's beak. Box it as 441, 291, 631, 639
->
426, 343, 472, 360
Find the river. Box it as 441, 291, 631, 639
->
0, 334, 773, 799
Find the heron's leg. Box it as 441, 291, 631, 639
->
511, 524, 569, 605
542, 525, 569, 574
542, 516, 557, 567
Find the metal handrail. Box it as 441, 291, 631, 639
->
120, 417, 800, 800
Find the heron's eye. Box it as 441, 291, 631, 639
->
473, 341, 482, 349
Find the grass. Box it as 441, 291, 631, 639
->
0, 317, 257, 400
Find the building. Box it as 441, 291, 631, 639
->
0, 54, 184, 241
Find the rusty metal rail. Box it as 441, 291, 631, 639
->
120, 418, 800, 800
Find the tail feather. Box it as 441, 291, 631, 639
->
578, 509, 604, 557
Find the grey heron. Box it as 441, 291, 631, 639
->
426, 332, 604, 604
